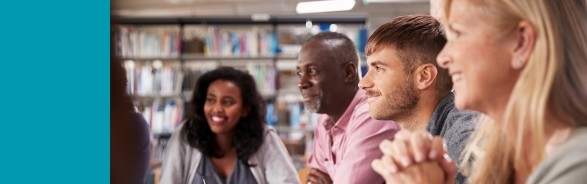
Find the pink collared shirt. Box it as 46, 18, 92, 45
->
307, 90, 400, 184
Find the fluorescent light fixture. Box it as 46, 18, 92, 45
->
363, 0, 427, 3
296, 0, 356, 14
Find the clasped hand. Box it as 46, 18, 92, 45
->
371, 130, 457, 184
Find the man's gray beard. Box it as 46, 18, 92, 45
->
305, 101, 321, 113
304, 91, 323, 113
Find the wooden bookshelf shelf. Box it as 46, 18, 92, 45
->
114, 16, 367, 25
119, 57, 181, 61
182, 54, 275, 61
131, 94, 183, 100
119, 54, 299, 61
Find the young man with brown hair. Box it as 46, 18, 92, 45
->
359, 15, 478, 184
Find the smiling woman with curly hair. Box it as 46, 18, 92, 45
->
160, 67, 300, 184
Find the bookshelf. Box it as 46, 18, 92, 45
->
114, 16, 367, 173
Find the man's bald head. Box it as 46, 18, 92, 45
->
301, 32, 359, 67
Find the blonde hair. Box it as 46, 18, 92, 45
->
441, 0, 587, 183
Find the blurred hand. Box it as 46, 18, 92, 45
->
307, 168, 332, 184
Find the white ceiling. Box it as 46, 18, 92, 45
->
112, 0, 431, 28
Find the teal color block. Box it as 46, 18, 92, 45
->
0, 0, 109, 183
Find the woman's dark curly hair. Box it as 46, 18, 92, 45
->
182, 67, 265, 163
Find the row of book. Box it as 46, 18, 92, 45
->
246, 63, 277, 96
116, 26, 181, 58
268, 101, 319, 138
116, 25, 366, 59
184, 26, 278, 56
140, 99, 184, 134
125, 62, 278, 98
266, 100, 319, 158
125, 63, 184, 96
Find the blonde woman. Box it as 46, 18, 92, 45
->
370, 0, 587, 183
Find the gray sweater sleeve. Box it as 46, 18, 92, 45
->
443, 112, 478, 184
527, 128, 587, 184
159, 124, 200, 184
530, 155, 587, 184
426, 93, 479, 184
258, 128, 301, 184
443, 112, 478, 166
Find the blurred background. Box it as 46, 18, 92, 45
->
111, 0, 433, 183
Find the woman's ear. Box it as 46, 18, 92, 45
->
511, 20, 536, 69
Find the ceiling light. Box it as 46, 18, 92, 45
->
363, 0, 427, 3
296, 0, 356, 14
